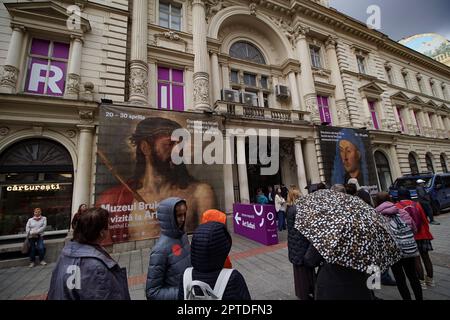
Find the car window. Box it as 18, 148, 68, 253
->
443, 176, 450, 188
395, 177, 432, 189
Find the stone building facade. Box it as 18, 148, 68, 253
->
0, 0, 449, 250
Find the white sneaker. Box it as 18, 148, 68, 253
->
420, 280, 427, 290
425, 276, 435, 287
39, 260, 47, 266
28, 262, 35, 268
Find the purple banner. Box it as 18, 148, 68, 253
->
233, 204, 278, 246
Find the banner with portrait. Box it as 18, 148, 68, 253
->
95, 105, 225, 244
318, 126, 379, 194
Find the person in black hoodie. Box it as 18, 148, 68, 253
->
178, 222, 251, 300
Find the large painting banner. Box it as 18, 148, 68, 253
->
95, 105, 224, 244
318, 126, 379, 194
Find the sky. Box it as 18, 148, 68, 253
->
329, 0, 450, 41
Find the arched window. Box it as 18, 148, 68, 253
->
374, 151, 393, 191
409, 153, 419, 175
230, 41, 266, 64
425, 153, 435, 174
440, 154, 448, 173
0, 139, 74, 237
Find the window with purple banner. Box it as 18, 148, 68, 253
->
413, 111, 421, 134
317, 95, 332, 124
368, 101, 379, 130
24, 38, 69, 96
396, 107, 404, 132
158, 67, 185, 111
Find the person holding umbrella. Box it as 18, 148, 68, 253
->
295, 189, 402, 300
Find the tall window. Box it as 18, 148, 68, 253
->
374, 151, 393, 192
402, 73, 410, 89
260, 76, 268, 89
386, 68, 393, 84
159, 1, 182, 31
230, 41, 266, 64
441, 154, 448, 173
368, 101, 379, 130
417, 77, 424, 93
430, 81, 437, 97
357, 56, 366, 74
413, 111, 421, 134
24, 38, 69, 96
158, 67, 184, 111
396, 107, 405, 132
317, 96, 332, 124
409, 153, 419, 175
310, 46, 322, 68
230, 70, 239, 84
243, 73, 257, 87
425, 153, 435, 173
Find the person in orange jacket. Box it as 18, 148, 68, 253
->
201, 209, 232, 269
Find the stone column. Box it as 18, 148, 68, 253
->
129, 0, 148, 103
223, 134, 235, 213
326, 36, 350, 126
304, 137, 321, 185
288, 72, 301, 111
236, 135, 250, 203
210, 51, 221, 105
65, 36, 83, 100
221, 63, 229, 89
294, 138, 308, 192
0, 25, 25, 93
192, 0, 210, 111
294, 24, 319, 123
72, 125, 94, 216
389, 144, 402, 180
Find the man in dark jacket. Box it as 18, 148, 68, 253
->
416, 179, 440, 225
178, 222, 251, 300
146, 197, 191, 300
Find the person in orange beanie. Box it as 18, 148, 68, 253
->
201, 209, 232, 269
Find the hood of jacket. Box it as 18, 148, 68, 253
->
191, 222, 231, 273
375, 201, 399, 216
61, 241, 117, 269
157, 197, 186, 239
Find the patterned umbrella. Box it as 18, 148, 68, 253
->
294, 189, 401, 273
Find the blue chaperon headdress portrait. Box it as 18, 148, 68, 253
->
331, 128, 369, 187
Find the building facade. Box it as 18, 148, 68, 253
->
1, 0, 449, 250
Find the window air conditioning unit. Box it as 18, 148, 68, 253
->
275, 85, 290, 99
240, 92, 259, 107
221, 89, 240, 103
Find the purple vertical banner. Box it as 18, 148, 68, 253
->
233, 204, 278, 246
369, 101, 379, 130
46, 60, 67, 96
396, 107, 404, 132
322, 96, 332, 124
24, 58, 48, 94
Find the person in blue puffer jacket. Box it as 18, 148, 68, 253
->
178, 221, 251, 300
145, 197, 191, 300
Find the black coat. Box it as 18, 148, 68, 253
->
286, 205, 311, 266
178, 222, 251, 300
304, 245, 373, 300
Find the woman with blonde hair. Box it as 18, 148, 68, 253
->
286, 187, 315, 300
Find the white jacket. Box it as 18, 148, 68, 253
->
275, 195, 287, 212
26, 217, 47, 236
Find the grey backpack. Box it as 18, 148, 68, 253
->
183, 267, 234, 300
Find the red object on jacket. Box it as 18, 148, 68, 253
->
201, 209, 233, 269
396, 200, 433, 241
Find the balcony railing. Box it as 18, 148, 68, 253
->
214, 101, 309, 123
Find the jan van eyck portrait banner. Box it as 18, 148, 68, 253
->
95, 105, 225, 244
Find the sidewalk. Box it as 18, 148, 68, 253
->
1, 213, 449, 300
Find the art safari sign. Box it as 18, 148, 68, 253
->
233, 204, 278, 246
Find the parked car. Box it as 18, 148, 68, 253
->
389, 173, 450, 211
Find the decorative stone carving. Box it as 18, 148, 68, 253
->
0, 65, 19, 90
336, 100, 350, 125
164, 31, 181, 41
66, 130, 77, 139
293, 23, 310, 40
0, 127, 10, 136
270, 17, 295, 45
66, 73, 80, 95
129, 61, 148, 102
305, 95, 320, 124
325, 36, 337, 49
205, 0, 225, 21
79, 110, 94, 123
193, 72, 210, 109
249, 2, 257, 15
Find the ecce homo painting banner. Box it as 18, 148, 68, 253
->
95, 105, 224, 244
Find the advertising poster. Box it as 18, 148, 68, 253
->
318, 126, 379, 194
95, 105, 224, 244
